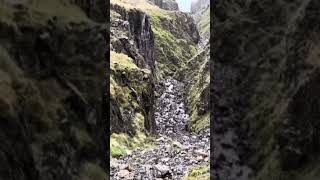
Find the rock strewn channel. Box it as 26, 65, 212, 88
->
110, 78, 210, 179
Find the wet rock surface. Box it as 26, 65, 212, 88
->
110, 78, 210, 179
110, 4, 157, 134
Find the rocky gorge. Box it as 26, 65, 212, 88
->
111, 78, 209, 179
110, 0, 210, 179
0, 0, 210, 179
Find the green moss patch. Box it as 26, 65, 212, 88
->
150, 13, 197, 79
110, 130, 153, 157
110, 112, 152, 157
188, 113, 209, 133
184, 165, 209, 180
111, 51, 139, 70
186, 51, 210, 132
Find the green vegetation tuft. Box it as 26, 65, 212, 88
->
188, 113, 209, 133
110, 130, 153, 157
110, 51, 139, 70
183, 165, 209, 180
110, 133, 131, 157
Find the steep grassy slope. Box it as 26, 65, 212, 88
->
213, 0, 320, 179
151, 12, 198, 79
183, 0, 210, 133
185, 45, 210, 132
0, 1, 108, 179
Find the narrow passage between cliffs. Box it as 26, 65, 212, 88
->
110, 77, 210, 180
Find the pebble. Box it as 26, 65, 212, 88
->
118, 169, 130, 178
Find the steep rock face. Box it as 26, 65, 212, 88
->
161, 12, 199, 44
111, 4, 155, 70
148, 0, 179, 11
151, 11, 199, 79
0, 1, 108, 180
213, 0, 320, 179
110, 4, 156, 135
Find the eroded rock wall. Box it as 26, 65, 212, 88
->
110, 4, 156, 135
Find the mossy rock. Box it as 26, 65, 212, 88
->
110, 131, 153, 157
183, 165, 209, 180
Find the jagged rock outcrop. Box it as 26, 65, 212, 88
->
110, 4, 156, 135
213, 0, 320, 179
0, 1, 108, 180
148, 0, 179, 11
111, 4, 155, 70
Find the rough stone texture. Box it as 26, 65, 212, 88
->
212, 0, 320, 179
111, 4, 155, 70
148, 0, 179, 11
0, 1, 108, 180
110, 4, 157, 134
110, 78, 210, 179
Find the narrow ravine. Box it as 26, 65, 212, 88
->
110, 78, 210, 179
